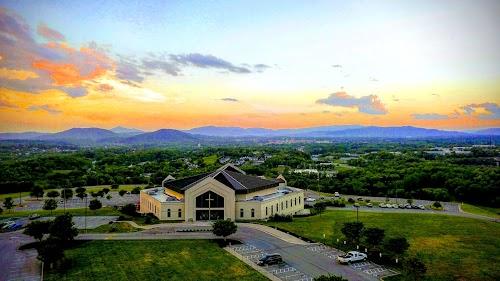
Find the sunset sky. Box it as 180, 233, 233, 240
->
1, 0, 499, 132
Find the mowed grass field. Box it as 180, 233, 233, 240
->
45, 240, 268, 281
265, 210, 500, 281
461, 203, 500, 219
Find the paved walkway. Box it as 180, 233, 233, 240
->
0, 231, 39, 281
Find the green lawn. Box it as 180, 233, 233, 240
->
461, 203, 500, 219
264, 210, 500, 281
45, 240, 268, 281
202, 154, 218, 165
0, 207, 121, 218
85, 222, 139, 233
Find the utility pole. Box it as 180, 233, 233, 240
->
84, 195, 88, 233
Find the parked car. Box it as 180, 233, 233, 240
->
334, 192, 340, 197
398, 204, 405, 208
1, 221, 16, 229
418, 205, 425, 210
258, 253, 283, 266
337, 251, 367, 264
29, 213, 40, 220
357, 197, 364, 201
305, 197, 316, 202
379, 203, 386, 208
405, 204, 412, 209
366, 203, 373, 207
391, 204, 399, 208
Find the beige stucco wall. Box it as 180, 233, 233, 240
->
236, 190, 304, 220
184, 178, 236, 222
139, 191, 164, 219
159, 202, 185, 220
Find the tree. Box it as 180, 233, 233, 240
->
24, 220, 52, 241
102, 188, 110, 194
46, 191, 60, 198
49, 214, 78, 244
3, 197, 14, 212
131, 187, 141, 194
61, 188, 73, 200
119, 190, 127, 197
314, 275, 348, 281
106, 194, 112, 200
407, 199, 413, 205
76, 191, 87, 200
43, 199, 58, 214
363, 227, 385, 250
120, 203, 138, 216
212, 219, 237, 242
403, 256, 426, 281
36, 238, 64, 269
341, 222, 364, 245
384, 237, 409, 258
313, 201, 327, 216
30, 186, 44, 199
111, 184, 119, 189
88, 199, 102, 213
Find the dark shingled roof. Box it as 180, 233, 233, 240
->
164, 165, 280, 194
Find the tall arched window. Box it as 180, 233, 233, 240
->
167, 209, 171, 217
251, 208, 255, 218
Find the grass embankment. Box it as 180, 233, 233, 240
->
264, 210, 500, 281
44, 240, 268, 281
0, 207, 121, 218
85, 222, 140, 233
461, 203, 500, 219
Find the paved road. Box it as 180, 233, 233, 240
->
0, 231, 39, 281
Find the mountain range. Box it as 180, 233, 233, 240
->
0, 125, 498, 145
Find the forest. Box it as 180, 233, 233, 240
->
0, 142, 498, 207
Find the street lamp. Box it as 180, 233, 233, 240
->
354, 203, 360, 222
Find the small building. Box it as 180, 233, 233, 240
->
140, 164, 304, 221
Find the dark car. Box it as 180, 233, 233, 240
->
258, 253, 283, 266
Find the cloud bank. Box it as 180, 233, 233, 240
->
316, 92, 388, 115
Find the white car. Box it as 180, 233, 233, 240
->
379, 203, 386, 208
334, 192, 340, 197
337, 251, 367, 264
305, 197, 316, 202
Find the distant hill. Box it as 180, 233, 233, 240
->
122, 129, 198, 144
38, 128, 118, 141
319, 126, 467, 138
186, 126, 274, 136
473, 128, 500, 135
110, 126, 144, 135
185, 125, 464, 138
0, 132, 48, 140
186, 125, 364, 137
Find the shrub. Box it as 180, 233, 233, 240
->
131, 187, 141, 194
269, 213, 293, 222
432, 201, 442, 208
365, 199, 371, 203
314, 275, 348, 281
144, 213, 158, 224
119, 190, 127, 196
46, 191, 60, 198
212, 219, 237, 242
347, 198, 355, 204
111, 184, 119, 189
120, 203, 138, 216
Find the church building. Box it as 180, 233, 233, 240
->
139, 164, 305, 221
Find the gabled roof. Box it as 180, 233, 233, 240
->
164, 163, 280, 194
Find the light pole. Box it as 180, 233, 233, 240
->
354, 203, 360, 222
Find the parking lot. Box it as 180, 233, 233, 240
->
229, 244, 313, 281
304, 244, 398, 279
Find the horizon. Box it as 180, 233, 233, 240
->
1, 124, 498, 134
1, 1, 500, 132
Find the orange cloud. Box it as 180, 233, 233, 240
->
0, 67, 39, 80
